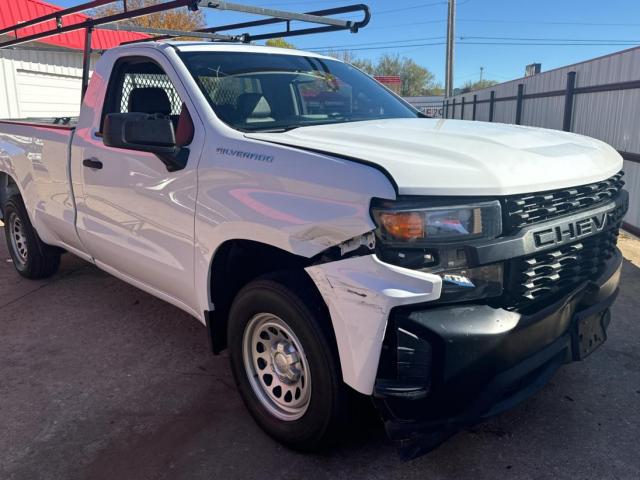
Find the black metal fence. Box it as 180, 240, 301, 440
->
444, 69, 640, 236
443, 72, 640, 166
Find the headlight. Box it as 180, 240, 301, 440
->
371, 199, 504, 302
372, 200, 502, 244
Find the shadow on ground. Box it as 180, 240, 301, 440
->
1, 227, 639, 480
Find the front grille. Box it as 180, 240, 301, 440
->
504, 172, 625, 232
504, 228, 619, 311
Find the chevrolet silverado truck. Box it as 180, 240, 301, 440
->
0, 41, 629, 458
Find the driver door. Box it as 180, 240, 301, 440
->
73, 55, 203, 313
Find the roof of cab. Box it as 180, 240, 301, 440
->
154, 41, 333, 60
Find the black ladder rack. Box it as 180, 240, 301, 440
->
0, 0, 370, 101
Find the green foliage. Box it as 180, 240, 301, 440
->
265, 38, 296, 49
460, 79, 499, 93
325, 51, 441, 96
375, 54, 439, 96
92, 0, 205, 31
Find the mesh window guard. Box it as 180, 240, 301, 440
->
120, 73, 182, 114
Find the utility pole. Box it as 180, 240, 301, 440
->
480, 66, 484, 83
445, 0, 456, 98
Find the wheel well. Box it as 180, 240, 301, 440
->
0, 173, 20, 220
207, 239, 318, 353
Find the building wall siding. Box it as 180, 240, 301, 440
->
0, 48, 95, 119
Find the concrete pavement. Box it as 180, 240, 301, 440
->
1, 226, 639, 480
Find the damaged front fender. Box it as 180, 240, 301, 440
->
306, 255, 442, 395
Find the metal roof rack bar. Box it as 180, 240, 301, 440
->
0, 1, 370, 50
0, 0, 114, 37
198, 1, 358, 31
0, 0, 194, 50
96, 24, 242, 42
131, 4, 371, 44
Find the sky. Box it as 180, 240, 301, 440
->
55, 0, 640, 88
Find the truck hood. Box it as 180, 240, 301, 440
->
246, 118, 623, 196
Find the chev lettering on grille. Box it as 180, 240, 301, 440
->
532, 202, 626, 249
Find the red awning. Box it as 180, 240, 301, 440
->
374, 76, 402, 84
0, 0, 149, 51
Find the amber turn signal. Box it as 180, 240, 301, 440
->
379, 212, 424, 241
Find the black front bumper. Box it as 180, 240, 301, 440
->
374, 249, 623, 460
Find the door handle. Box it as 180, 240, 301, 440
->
83, 158, 103, 170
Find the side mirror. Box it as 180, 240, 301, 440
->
103, 112, 188, 171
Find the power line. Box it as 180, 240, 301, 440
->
458, 18, 640, 27
311, 42, 446, 53
377, 1, 447, 15
346, 17, 640, 32
311, 42, 446, 52
306, 36, 446, 50
306, 35, 640, 52
461, 35, 640, 42
310, 41, 640, 53
459, 41, 640, 46
366, 19, 447, 30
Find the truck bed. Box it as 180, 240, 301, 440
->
0, 118, 79, 252
0, 117, 78, 129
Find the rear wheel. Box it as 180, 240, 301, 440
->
3, 196, 60, 279
228, 274, 348, 451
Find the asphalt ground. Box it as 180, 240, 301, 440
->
1, 226, 639, 480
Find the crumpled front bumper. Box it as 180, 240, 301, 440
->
373, 249, 623, 460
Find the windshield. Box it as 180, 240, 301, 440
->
180, 51, 421, 132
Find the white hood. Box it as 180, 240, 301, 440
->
247, 118, 623, 196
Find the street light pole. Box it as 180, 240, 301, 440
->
445, 0, 456, 97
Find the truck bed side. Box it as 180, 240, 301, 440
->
0, 120, 86, 258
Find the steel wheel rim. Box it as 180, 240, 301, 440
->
242, 313, 311, 421
8, 212, 28, 266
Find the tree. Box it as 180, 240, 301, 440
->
424, 85, 445, 96
351, 58, 376, 75
460, 79, 499, 93
375, 54, 438, 96
326, 49, 357, 64
324, 50, 376, 75
92, 0, 205, 32
323, 51, 440, 96
265, 38, 296, 49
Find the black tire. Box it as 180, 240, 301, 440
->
227, 273, 349, 451
3, 195, 60, 279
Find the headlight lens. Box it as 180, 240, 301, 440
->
373, 201, 502, 244
371, 199, 504, 302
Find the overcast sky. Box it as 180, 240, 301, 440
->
57, 0, 640, 87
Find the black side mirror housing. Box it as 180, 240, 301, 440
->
103, 112, 188, 171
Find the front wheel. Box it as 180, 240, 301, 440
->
227, 274, 348, 451
3, 195, 60, 279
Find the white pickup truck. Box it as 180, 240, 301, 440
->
0, 41, 629, 457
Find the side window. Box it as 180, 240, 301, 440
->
102, 58, 184, 127
101, 57, 194, 147
119, 70, 182, 115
